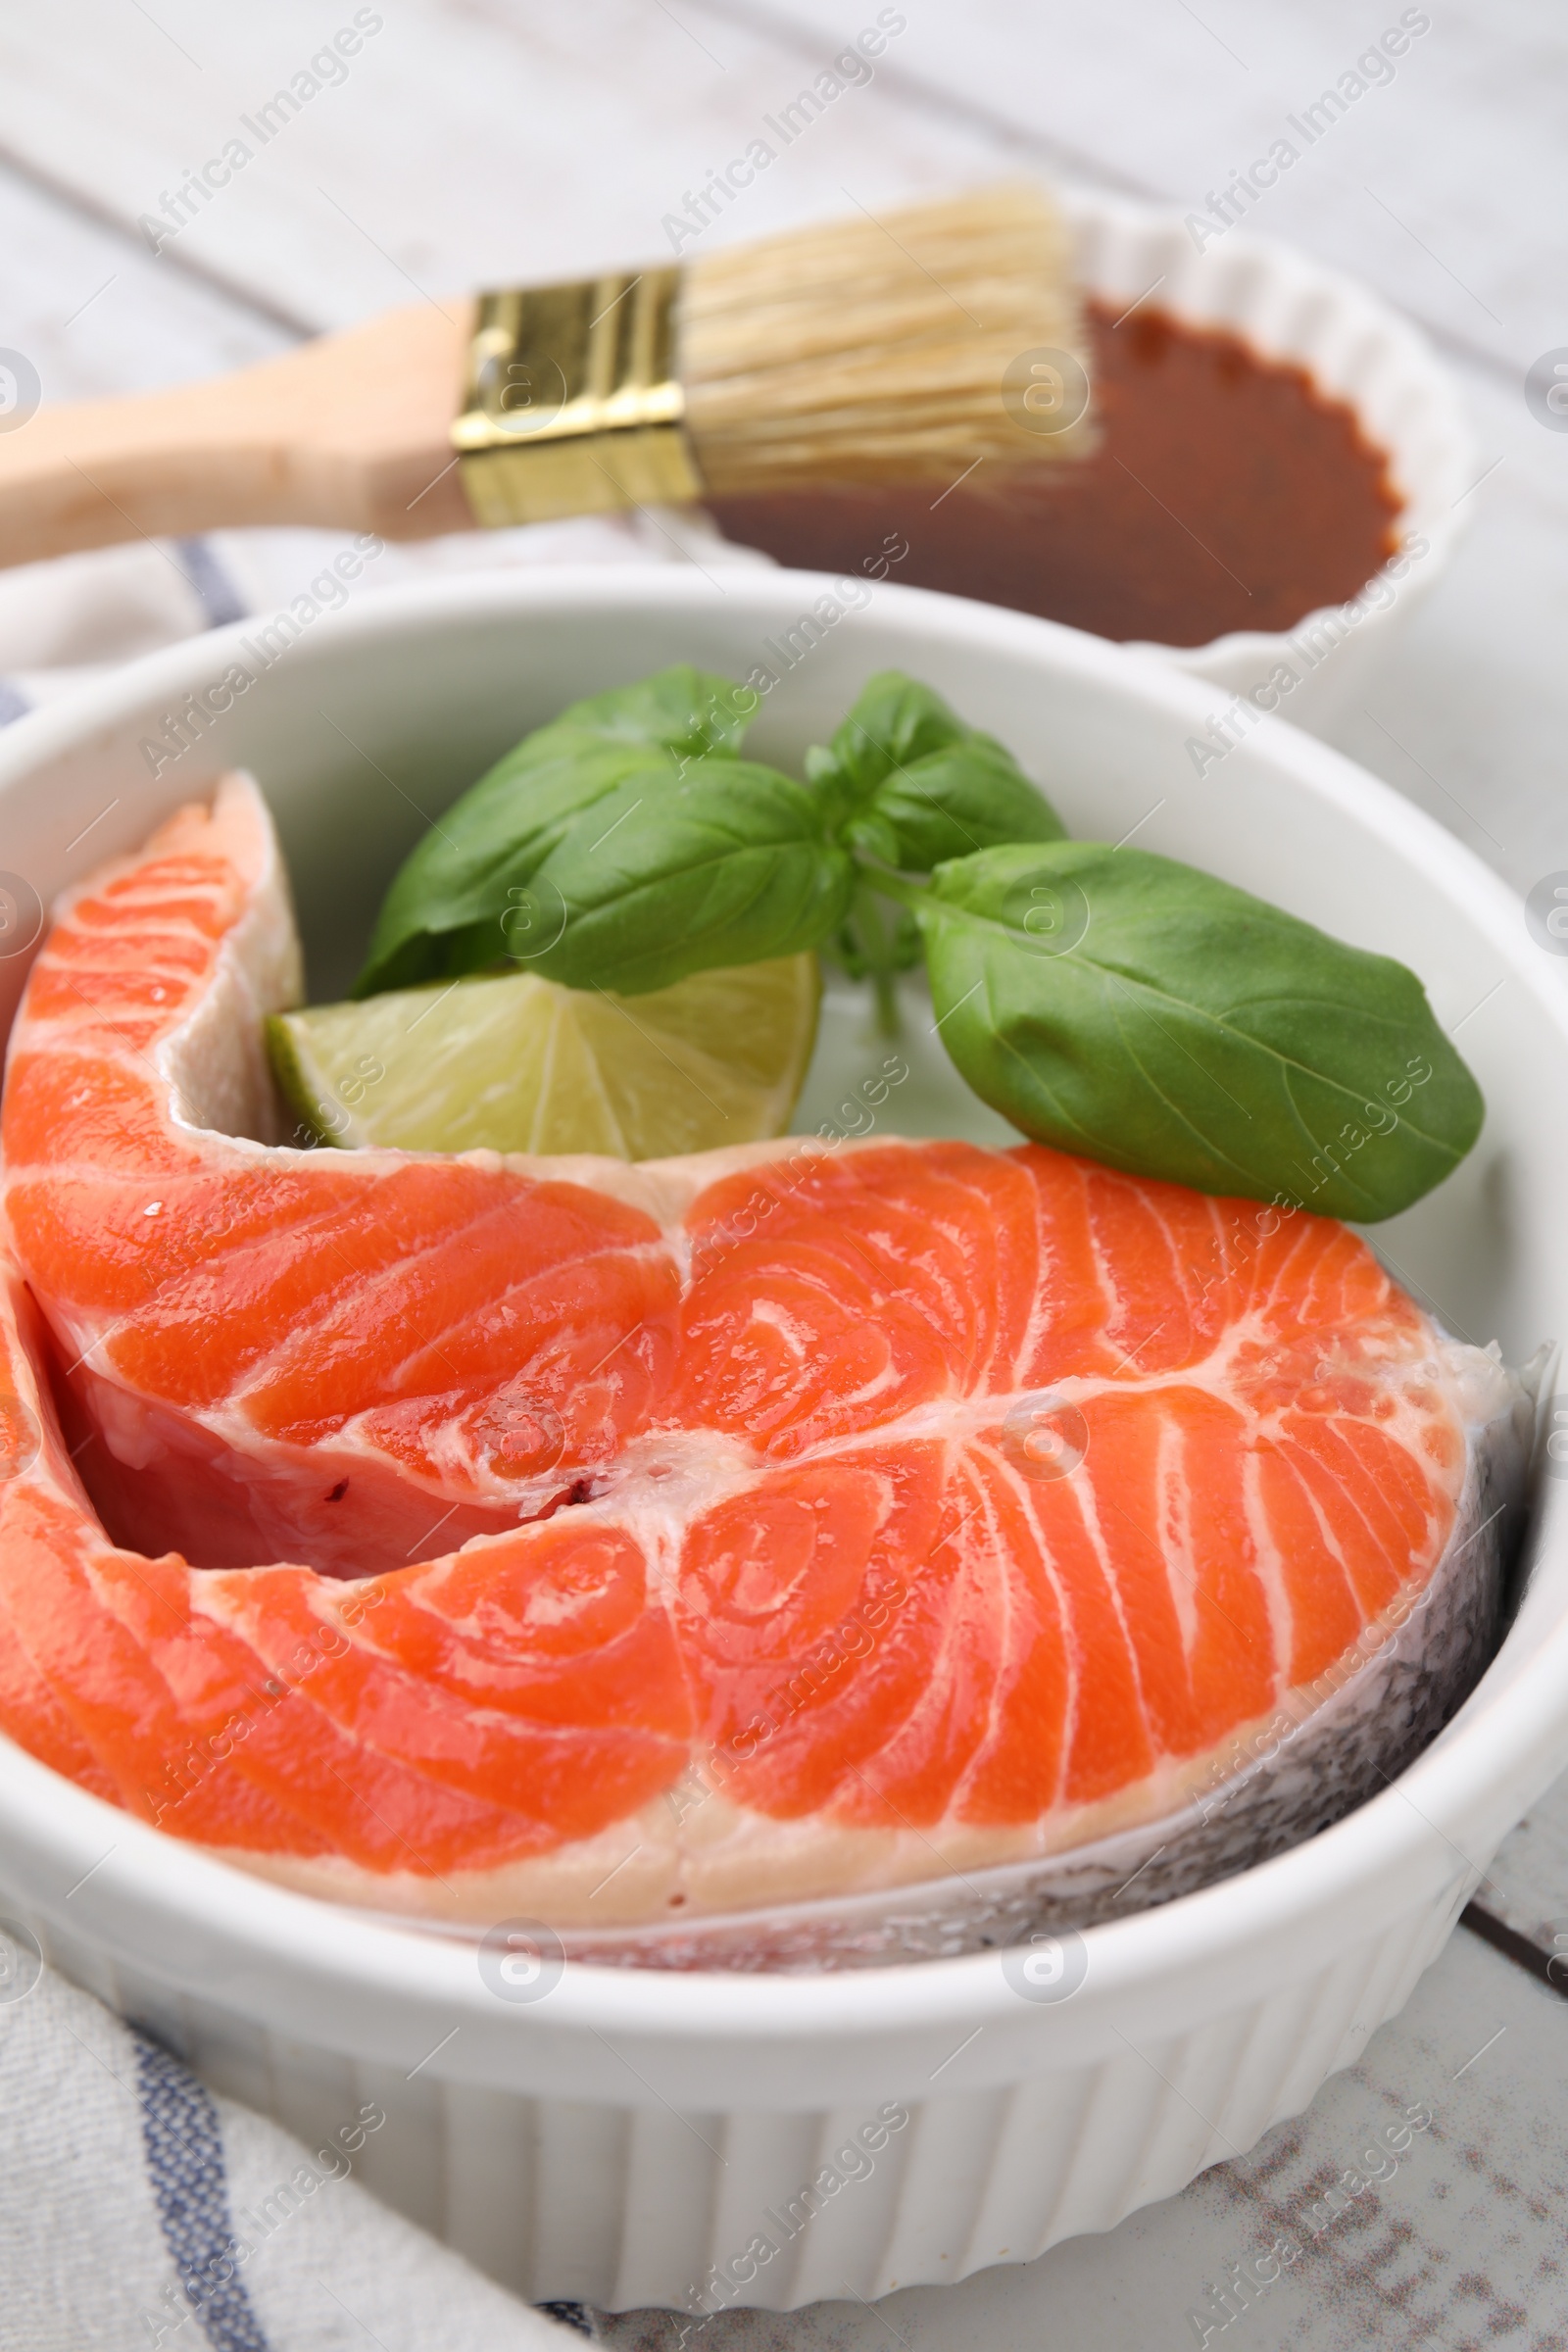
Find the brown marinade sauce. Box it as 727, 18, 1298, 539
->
706, 300, 1404, 647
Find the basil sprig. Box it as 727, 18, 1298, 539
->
804, 673, 1068, 1029
358, 666, 1482, 1218
806, 672, 1068, 869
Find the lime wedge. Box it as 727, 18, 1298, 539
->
267, 956, 820, 1160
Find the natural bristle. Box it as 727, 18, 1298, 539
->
679, 183, 1090, 498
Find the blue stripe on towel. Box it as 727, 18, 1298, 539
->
0, 679, 30, 725
538, 2304, 596, 2337
173, 538, 249, 629
134, 2034, 271, 2352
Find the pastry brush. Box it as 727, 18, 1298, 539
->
0, 184, 1090, 573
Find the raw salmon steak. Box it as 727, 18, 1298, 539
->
0, 776, 1530, 1964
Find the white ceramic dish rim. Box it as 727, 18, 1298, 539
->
1055, 183, 1474, 679
0, 567, 1556, 2089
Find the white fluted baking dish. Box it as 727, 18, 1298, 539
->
1059, 186, 1474, 719
0, 568, 1559, 2314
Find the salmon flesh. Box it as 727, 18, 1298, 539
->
0, 777, 1532, 1963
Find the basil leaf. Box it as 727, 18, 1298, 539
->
858, 737, 1068, 871
914, 842, 1484, 1220
356, 666, 757, 995
807, 671, 1065, 870
806, 672, 975, 802
526, 759, 854, 995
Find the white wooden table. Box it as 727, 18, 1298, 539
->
3, 6, 1567, 2343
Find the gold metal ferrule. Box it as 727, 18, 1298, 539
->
454, 268, 703, 526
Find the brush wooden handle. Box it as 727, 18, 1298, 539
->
0, 303, 476, 570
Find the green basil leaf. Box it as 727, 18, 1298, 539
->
806, 671, 975, 802
855, 737, 1067, 870
526, 759, 854, 995
808, 670, 1065, 870
356, 666, 758, 995
914, 841, 1484, 1220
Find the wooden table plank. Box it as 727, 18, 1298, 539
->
0, 149, 289, 400
1473, 1782, 1568, 1971
0, 0, 1006, 330
707, 0, 1568, 376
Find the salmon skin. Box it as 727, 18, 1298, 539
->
0, 775, 1533, 1963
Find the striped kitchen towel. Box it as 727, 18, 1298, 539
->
0, 1950, 584, 2351
0, 501, 768, 731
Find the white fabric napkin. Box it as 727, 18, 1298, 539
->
0, 509, 767, 2352
0, 1947, 595, 2352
